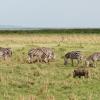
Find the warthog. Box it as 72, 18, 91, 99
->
64, 51, 84, 66
85, 52, 100, 67
0, 47, 12, 60
28, 47, 55, 63
73, 68, 89, 78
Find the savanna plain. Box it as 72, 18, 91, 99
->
0, 31, 100, 100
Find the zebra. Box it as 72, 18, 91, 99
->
0, 47, 12, 60
4, 48, 12, 57
28, 47, 54, 63
64, 51, 84, 66
28, 48, 44, 63
85, 52, 100, 67
39, 47, 55, 61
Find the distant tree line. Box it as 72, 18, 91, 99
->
0, 29, 100, 34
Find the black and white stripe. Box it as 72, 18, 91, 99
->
85, 52, 100, 67
0, 47, 12, 60
64, 51, 83, 66
28, 47, 55, 63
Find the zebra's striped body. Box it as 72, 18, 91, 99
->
28, 48, 46, 63
40, 47, 55, 61
64, 51, 83, 66
0, 47, 12, 60
85, 52, 100, 67
28, 47, 55, 63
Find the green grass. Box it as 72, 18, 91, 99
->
0, 33, 100, 100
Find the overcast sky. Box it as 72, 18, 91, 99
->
0, 0, 100, 28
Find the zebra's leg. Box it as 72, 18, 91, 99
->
28, 56, 32, 63
85, 61, 90, 67
3, 56, 5, 60
3, 54, 7, 60
38, 57, 42, 63
77, 59, 80, 66
93, 61, 96, 67
64, 57, 68, 65
89, 60, 96, 67
44, 57, 48, 63
71, 59, 74, 66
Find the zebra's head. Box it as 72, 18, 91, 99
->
64, 57, 68, 65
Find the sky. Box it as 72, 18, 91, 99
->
0, 0, 100, 28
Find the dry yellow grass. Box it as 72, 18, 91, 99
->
0, 34, 99, 44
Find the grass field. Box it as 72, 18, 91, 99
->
0, 33, 100, 100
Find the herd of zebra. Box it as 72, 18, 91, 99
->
64, 51, 100, 67
0, 47, 100, 67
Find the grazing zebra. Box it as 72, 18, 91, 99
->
0, 47, 12, 60
4, 48, 12, 57
64, 51, 83, 66
28, 47, 55, 63
28, 48, 46, 63
85, 52, 100, 67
